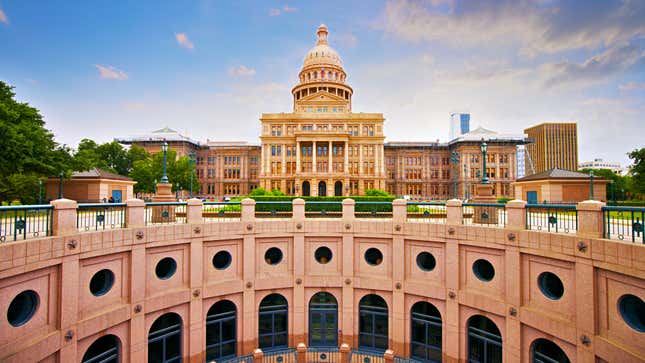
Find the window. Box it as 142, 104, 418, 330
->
537, 272, 564, 300
411, 302, 442, 363
618, 294, 645, 332
206, 301, 237, 361
364, 248, 383, 266
473, 259, 495, 282
148, 313, 182, 363
7, 290, 39, 327
531, 339, 570, 363
467, 315, 502, 363
213, 251, 232, 270
309, 292, 338, 347
89, 269, 115, 297
358, 294, 388, 352
155, 257, 177, 280
82, 335, 120, 363
264, 247, 283, 265
259, 294, 288, 349
314, 246, 333, 264
416, 252, 436, 272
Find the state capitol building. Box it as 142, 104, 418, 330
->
118, 25, 527, 199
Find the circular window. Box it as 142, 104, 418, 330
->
213, 251, 232, 270
416, 252, 436, 271
618, 294, 645, 332
155, 257, 177, 280
265, 247, 283, 265
364, 248, 383, 266
472, 259, 495, 282
538, 272, 564, 300
315, 246, 333, 264
7, 290, 39, 327
89, 269, 115, 297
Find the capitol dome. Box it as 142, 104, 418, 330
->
302, 24, 343, 68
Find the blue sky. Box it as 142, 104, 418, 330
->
1, 0, 644, 166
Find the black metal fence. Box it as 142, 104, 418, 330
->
255, 201, 294, 219
462, 203, 506, 227
349, 350, 385, 363
203, 202, 241, 222
354, 202, 393, 219
603, 206, 645, 243
305, 201, 343, 218
306, 347, 341, 363
526, 204, 577, 234
0, 205, 53, 242
218, 353, 254, 363
406, 202, 447, 224
263, 348, 297, 363
144, 202, 187, 225
77, 203, 126, 231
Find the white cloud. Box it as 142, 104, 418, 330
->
619, 81, 645, 92
94, 64, 128, 80
269, 8, 281, 16
123, 101, 146, 111
269, 5, 297, 16
175, 33, 195, 49
228, 65, 256, 77
337, 33, 358, 48
282, 5, 297, 12
0, 7, 8, 24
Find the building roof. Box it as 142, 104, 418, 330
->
516, 167, 603, 182
115, 127, 201, 147
48, 168, 134, 182
449, 126, 528, 144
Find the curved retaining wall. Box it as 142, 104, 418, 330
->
0, 199, 643, 363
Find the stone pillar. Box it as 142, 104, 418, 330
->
344, 141, 349, 173
51, 198, 78, 236
384, 349, 394, 363
576, 200, 605, 238
152, 183, 176, 223
392, 199, 407, 225
446, 199, 463, 225
293, 198, 305, 222
296, 141, 301, 173
340, 344, 350, 363
342, 198, 355, 222
125, 198, 145, 228
359, 144, 364, 175
506, 199, 527, 230
329, 140, 333, 173
296, 343, 307, 363
241, 198, 256, 223
253, 349, 264, 363
186, 198, 203, 224
472, 183, 498, 224
312, 141, 317, 172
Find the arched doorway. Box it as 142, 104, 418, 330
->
259, 294, 288, 350
410, 302, 442, 362
318, 181, 327, 196
82, 334, 120, 363
206, 300, 237, 362
531, 338, 570, 363
334, 181, 343, 196
302, 181, 311, 196
309, 292, 338, 347
149, 313, 182, 363
358, 294, 388, 352
467, 315, 502, 363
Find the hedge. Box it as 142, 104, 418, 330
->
248, 196, 395, 212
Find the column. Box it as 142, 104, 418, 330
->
359, 143, 363, 175
260, 144, 265, 176
281, 143, 286, 176
344, 141, 349, 173
296, 141, 301, 173
327, 140, 334, 173
312, 140, 317, 173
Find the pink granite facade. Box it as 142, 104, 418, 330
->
0, 199, 643, 363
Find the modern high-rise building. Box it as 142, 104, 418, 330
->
524, 123, 578, 174
516, 145, 526, 178
449, 112, 470, 140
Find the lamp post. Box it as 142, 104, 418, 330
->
189, 152, 196, 198
610, 180, 616, 204
450, 151, 459, 198
480, 141, 489, 184
161, 141, 169, 184
58, 171, 64, 199
589, 170, 594, 200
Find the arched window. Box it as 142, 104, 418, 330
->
467, 315, 502, 363
308, 73, 311, 81
358, 294, 388, 352
335, 72, 338, 80
149, 313, 182, 363
314, 71, 318, 79
309, 292, 338, 347
206, 300, 237, 362
82, 335, 119, 363
531, 339, 570, 363
410, 302, 442, 362
259, 294, 288, 350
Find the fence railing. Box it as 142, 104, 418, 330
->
526, 204, 578, 234
406, 202, 447, 224
462, 203, 506, 227
603, 206, 645, 243
306, 347, 341, 363
0, 205, 53, 242
202, 201, 241, 222
355, 202, 393, 219
393, 356, 424, 363
218, 353, 254, 363
144, 202, 187, 225
263, 348, 297, 363
77, 203, 126, 232
349, 349, 385, 363
305, 201, 343, 218
255, 201, 294, 219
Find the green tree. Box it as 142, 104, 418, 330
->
0, 81, 73, 203
365, 188, 392, 197
128, 149, 200, 196
628, 148, 645, 196
580, 168, 628, 201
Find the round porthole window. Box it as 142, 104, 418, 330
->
472, 259, 495, 282
618, 294, 645, 332
89, 269, 115, 297
213, 251, 232, 270
7, 290, 39, 327
364, 248, 383, 266
155, 257, 177, 280
416, 252, 436, 272
538, 272, 564, 300
315, 246, 333, 264
265, 247, 283, 265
